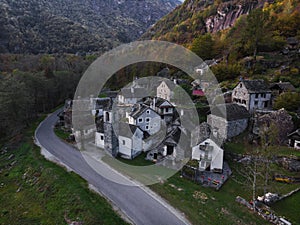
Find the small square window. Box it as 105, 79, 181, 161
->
101, 135, 104, 140
145, 125, 149, 130
146, 118, 150, 122
147, 110, 151, 114
138, 118, 143, 123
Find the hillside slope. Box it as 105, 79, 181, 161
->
142, 0, 268, 44
0, 0, 181, 54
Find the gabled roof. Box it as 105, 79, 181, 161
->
157, 80, 176, 90
269, 82, 296, 92
155, 97, 173, 108
240, 79, 271, 93
164, 127, 181, 146
140, 97, 173, 108
210, 103, 250, 121
130, 104, 158, 119
120, 87, 145, 99
118, 123, 142, 138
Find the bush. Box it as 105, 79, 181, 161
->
274, 92, 300, 112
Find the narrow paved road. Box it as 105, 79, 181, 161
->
35, 109, 189, 225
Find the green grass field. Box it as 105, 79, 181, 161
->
149, 173, 267, 225
272, 191, 300, 224
0, 118, 128, 225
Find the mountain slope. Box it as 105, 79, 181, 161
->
0, 0, 181, 54
142, 0, 268, 44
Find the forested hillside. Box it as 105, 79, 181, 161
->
141, 0, 300, 90
0, 54, 94, 138
0, 0, 181, 54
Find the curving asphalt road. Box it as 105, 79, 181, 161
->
35, 109, 190, 225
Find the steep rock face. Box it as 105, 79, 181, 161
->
205, 1, 261, 33
0, 0, 181, 54
142, 0, 268, 43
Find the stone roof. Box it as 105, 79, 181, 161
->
158, 80, 176, 90
120, 87, 145, 99
140, 97, 173, 108
211, 103, 250, 121
164, 127, 181, 146
242, 80, 271, 93
118, 123, 141, 138
94, 98, 111, 110
130, 104, 154, 119
269, 82, 296, 92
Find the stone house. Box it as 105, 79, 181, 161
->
270, 81, 296, 95
232, 79, 272, 114
118, 123, 144, 159
157, 80, 176, 102
269, 81, 296, 105
142, 97, 175, 124
118, 86, 145, 105
207, 103, 250, 140
287, 129, 300, 150
127, 104, 161, 135
192, 138, 224, 173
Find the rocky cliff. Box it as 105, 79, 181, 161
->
0, 0, 181, 54
142, 0, 268, 43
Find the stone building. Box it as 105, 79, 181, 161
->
127, 104, 161, 135
192, 138, 224, 173
103, 102, 119, 157
157, 80, 175, 102
118, 123, 144, 159
232, 79, 272, 114
207, 103, 250, 140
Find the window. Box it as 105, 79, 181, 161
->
101, 135, 104, 140
242, 100, 246, 105
165, 108, 169, 113
145, 118, 151, 122
106, 112, 110, 122
255, 93, 259, 98
145, 125, 149, 130
261, 93, 266, 98
254, 101, 258, 106
122, 140, 125, 145
239, 83, 242, 88
138, 118, 143, 123
146, 110, 150, 114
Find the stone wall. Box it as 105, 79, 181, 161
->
104, 123, 119, 157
